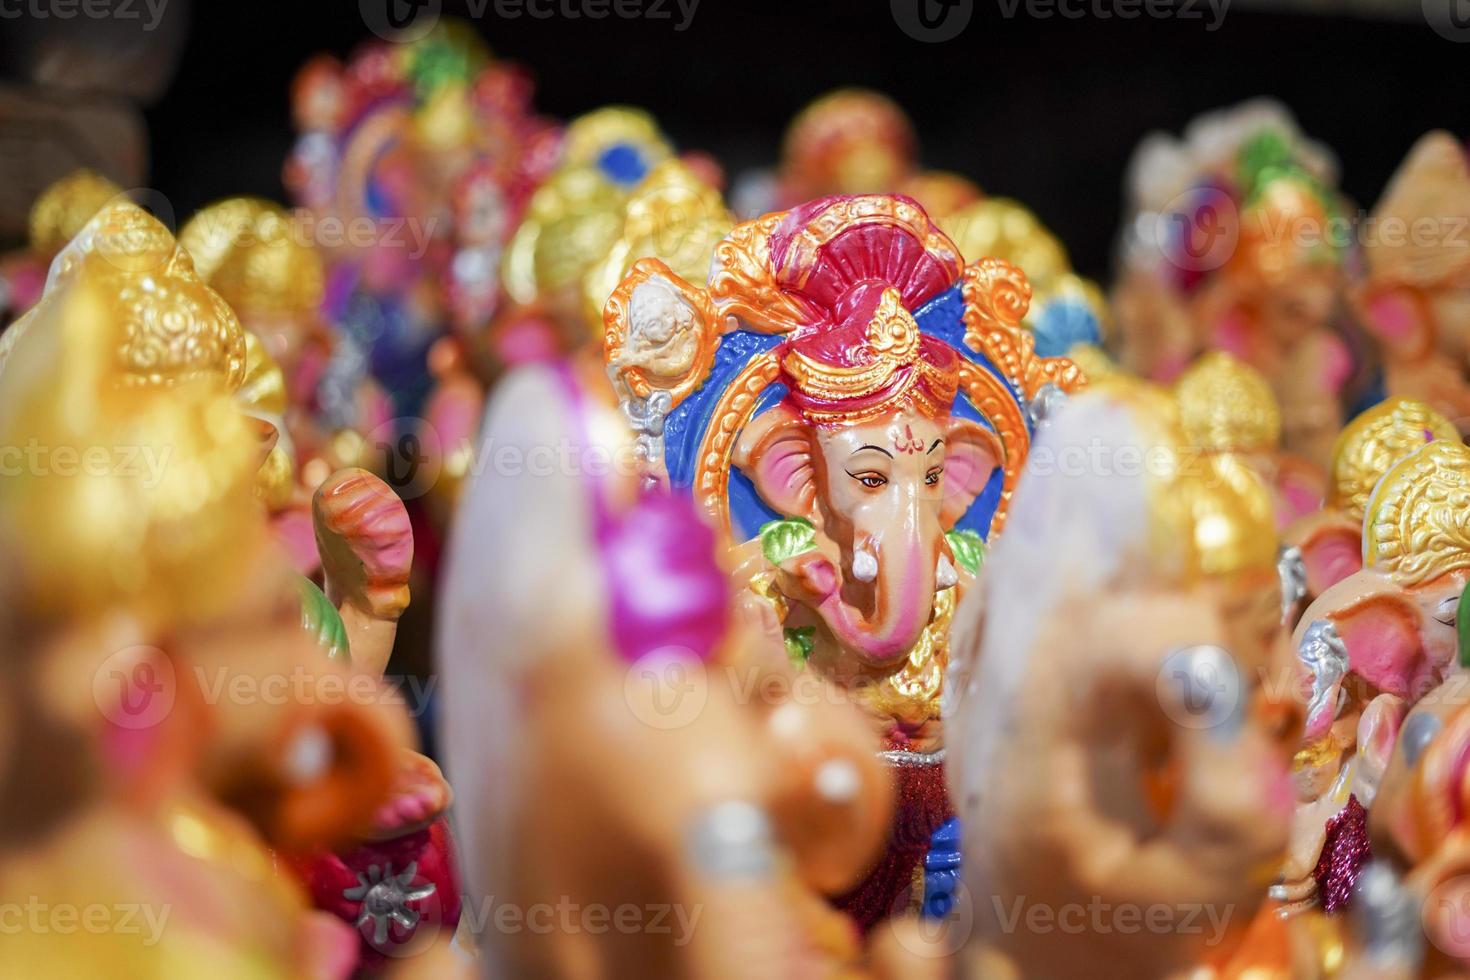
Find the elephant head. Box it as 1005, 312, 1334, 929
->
1281, 396, 1456, 617
736, 392, 1000, 667
947, 382, 1294, 979
1275, 440, 1470, 906
1292, 440, 1470, 744
730, 283, 1003, 676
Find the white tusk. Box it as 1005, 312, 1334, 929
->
936, 554, 958, 589
851, 547, 878, 583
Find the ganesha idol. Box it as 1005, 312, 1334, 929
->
0, 200, 463, 972
1356, 132, 1470, 431
1173, 351, 1328, 530
438, 360, 960, 976
0, 252, 450, 977
604, 194, 1085, 927
415, 153, 734, 530
1115, 101, 1354, 467
1282, 397, 1458, 615
284, 20, 558, 420
948, 381, 1302, 979
1279, 439, 1470, 918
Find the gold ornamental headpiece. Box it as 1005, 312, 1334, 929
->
1174, 351, 1281, 454
27, 169, 123, 258
0, 272, 262, 630
179, 198, 326, 318
1328, 397, 1458, 526
0, 201, 247, 392
1365, 440, 1470, 587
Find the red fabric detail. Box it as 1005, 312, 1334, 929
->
831, 759, 951, 933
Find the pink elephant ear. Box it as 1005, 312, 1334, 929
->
734, 403, 819, 519
1360, 286, 1431, 358
1334, 593, 1424, 700
940, 417, 1004, 528
1300, 524, 1363, 597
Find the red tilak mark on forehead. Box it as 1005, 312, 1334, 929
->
894, 424, 923, 455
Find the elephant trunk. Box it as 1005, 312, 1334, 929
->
818, 532, 935, 666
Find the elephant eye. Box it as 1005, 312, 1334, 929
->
925, 467, 944, 486
1435, 596, 1459, 627
847, 470, 887, 489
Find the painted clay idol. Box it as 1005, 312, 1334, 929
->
418, 155, 734, 528
735, 89, 980, 223
605, 193, 1084, 927
286, 469, 465, 970
947, 381, 1298, 979
0, 199, 460, 973
439, 362, 944, 977
1116, 101, 1354, 464
1356, 132, 1470, 430
285, 20, 557, 418
1282, 397, 1457, 615
1281, 439, 1470, 916
0, 260, 419, 978
500, 106, 679, 349
1173, 351, 1328, 529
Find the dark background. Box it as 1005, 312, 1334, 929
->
17, 0, 1470, 279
